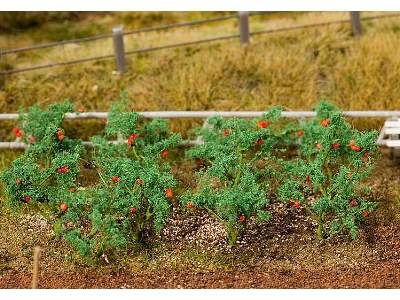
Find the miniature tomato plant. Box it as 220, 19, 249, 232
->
1, 101, 83, 213
59, 99, 182, 259
278, 102, 378, 240
182, 109, 284, 245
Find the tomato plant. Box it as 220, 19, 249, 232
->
277, 102, 379, 239
1, 101, 83, 213
60, 99, 182, 259
182, 108, 285, 245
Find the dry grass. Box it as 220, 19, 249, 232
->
1, 12, 400, 115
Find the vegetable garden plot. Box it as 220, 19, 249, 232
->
0, 97, 382, 263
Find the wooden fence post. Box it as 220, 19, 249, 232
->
31, 246, 41, 289
239, 11, 250, 45
350, 12, 362, 36
112, 26, 126, 73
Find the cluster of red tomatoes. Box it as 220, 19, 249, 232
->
294, 119, 369, 161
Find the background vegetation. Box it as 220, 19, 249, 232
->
1, 12, 400, 113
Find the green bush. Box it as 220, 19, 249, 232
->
182, 108, 286, 245
278, 102, 379, 239
1, 101, 83, 212
63, 101, 181, 259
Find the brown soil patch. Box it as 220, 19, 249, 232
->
0, 259, 399, 289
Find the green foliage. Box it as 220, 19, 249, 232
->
277, 101, 378, 239
0, 97, 182, 261
182, 108, 284, 245
1, 101, 82, 211
0, 99, 380, 261
56, 99, 182, 259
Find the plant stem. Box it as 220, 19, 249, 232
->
316, 213, 325, 240
227, 226, 238, 246
131, 146, 142, 161
37, 171, 54, 187
96, 168, 107, 186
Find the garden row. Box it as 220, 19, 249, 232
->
0, 95, 379, 262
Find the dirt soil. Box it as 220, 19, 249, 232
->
1, 259, 399, 289
0, 149, 399, 289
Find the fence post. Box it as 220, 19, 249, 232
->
350, 12, 362, 36
31, 246, 41, 289
239, 11, 250, 45
112, 26, 126, 73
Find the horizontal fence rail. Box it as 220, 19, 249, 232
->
0, 14, 238, 56
1, 110, 400, 120
0, 12, 277, 56
0, 110, 398, 149
2, 12, 400, 76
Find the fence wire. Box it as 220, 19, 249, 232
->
0, 14, 238, 56
1, 13, 400, 76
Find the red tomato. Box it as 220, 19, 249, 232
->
320, 119, 331, 127
349, 199, 357, 207
297, 130, 304, 137
60, 203, 69, 213
165, 188, 173, 199
56, 129, 64, 141
294, 200, 301, 209
239, 214, 246, 223
111, 176, 121, 182
223, 128, 230, 137
331, 143, 340, 150
257, 120, 270, 129
362, 151, 369, 162
349, 140, 362, 152
363, 210, 369, 218
161, 149, 169, 158
256, 138, 264, 145
350, 144, 362, 152
57, 165, 69, 174
127, 133, 139, 146
130, 207, 137, 215
187, 201, 194, 209
12, 127, 23, 138
24, 196, 31, 203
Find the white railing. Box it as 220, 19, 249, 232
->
1, 110, 399, 149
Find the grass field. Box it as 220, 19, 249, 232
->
1, 11, 400, 114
